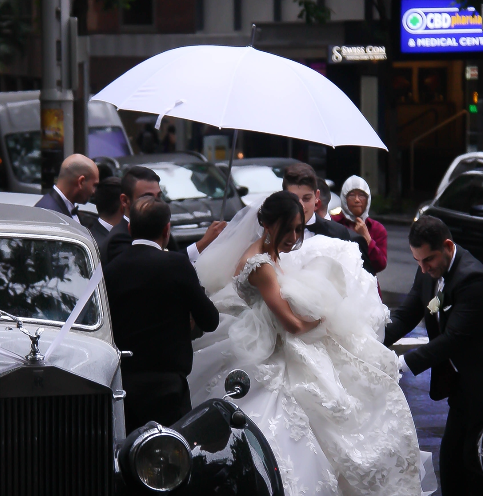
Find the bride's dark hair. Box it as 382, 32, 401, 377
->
257, 191, 305, 257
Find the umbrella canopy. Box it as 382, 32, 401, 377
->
92, 45, 386, 150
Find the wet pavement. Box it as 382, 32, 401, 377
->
400, 327, 448, 496
383, 291, 448, 496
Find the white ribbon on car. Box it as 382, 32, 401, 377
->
44, 264, 103, 361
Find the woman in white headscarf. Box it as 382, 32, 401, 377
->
331, 175, 387, 275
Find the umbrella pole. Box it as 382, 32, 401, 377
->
219, 129, 238, 222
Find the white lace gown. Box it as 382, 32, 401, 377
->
190, 235, 435, 496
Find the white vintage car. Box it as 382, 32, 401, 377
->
0, 204, 283, 496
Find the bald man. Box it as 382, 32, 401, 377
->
35, 154, 99, 223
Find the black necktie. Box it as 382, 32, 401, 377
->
306, 223, 317, 233
71, 205, 79, 216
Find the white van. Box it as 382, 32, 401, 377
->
0, 91, 132, 193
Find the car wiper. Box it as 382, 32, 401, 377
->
0, 309, 24, 330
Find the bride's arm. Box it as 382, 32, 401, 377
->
249, 264, 320, 335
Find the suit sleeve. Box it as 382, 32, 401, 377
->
104, 231, 132, 266
367, 221, 387, 273
181, 258, 219, 333
404, 276, 483, 375
384, 269, 425, 347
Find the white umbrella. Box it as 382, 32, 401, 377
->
92, 43, 387, 218
92, 44, 386, 150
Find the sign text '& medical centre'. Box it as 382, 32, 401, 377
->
401, 1, 483, 54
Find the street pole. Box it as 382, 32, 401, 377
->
40, 0, 75, 193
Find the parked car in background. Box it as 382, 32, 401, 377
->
415, 152, 483, 219
0, 91, 132, 193
0, 149, 247, 249
416, 170, 483, 262
218, 157, 341, 212
99, 152, 246, 248
0, 204, 283, 495
435, 152, 483, 197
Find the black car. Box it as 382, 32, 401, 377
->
417, 170, 483, 262
95, 152, 247, 249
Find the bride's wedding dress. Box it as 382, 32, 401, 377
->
190, 205, 436, 496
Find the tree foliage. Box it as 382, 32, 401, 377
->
96, 0, 135, 10
295, 1, 331, 24
0, 0, 30, 68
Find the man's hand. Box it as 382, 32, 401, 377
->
196, 221, 227, 253
354, 217, 371, 245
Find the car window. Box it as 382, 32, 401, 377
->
5, 131, 41, 184
436, 175, 483, 214
231, 166, 282, 194
0, 237, 99, 327
88, 126, 131, 158
149, 163, 231, 200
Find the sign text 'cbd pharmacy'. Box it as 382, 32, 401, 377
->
401, 1, 483, 54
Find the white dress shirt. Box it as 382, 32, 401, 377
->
399, 244, 458, 374
54, 185, 80, 223
126, 215, 199, 263
304, 213, 316, 240
132, 239, 163, 250
98, 218, 113, 232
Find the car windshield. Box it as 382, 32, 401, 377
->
0, 237, 100, 328
436, 174, 483, 214
147, 162, 231, 200
231, 166, 283, 194
5, 131, 41, 184
88, 126, 131, 158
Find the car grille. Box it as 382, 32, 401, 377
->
0, 393, 114, 496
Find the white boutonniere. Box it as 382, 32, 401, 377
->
427, 295, 441, 315
427, 291, 444, 315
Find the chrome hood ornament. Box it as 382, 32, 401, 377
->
21, 327, 45, 362
0, 310, 44, 363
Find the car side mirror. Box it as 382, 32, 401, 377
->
236, 185, 249, 197
470, 204, 483, 217
224, 369, 250, 399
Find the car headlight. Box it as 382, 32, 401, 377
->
130, 426, 192, 492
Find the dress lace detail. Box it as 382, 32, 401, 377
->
190, 235, 435, 496
233, 253, 274, 306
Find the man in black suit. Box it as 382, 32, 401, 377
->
89, 177, 123, 246
104, 196, 219, 432
282, 163, 375, 275
35, 154, 99, 222
384, 216, 483, 495
100, 165, 226, 266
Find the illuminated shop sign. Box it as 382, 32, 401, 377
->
328, 45, 387, 63
401, 1, 483, 54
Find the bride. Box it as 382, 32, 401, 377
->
190, 191, 435, 496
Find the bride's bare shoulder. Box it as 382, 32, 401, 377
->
234, 240, 264, 277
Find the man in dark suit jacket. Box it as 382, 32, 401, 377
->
88, 177, 123, 246
35, 154, 99, 222
100, 165, 226, 266
104, 196, 219, 433
282, 163, 375, 275
384, 216, 483, 495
